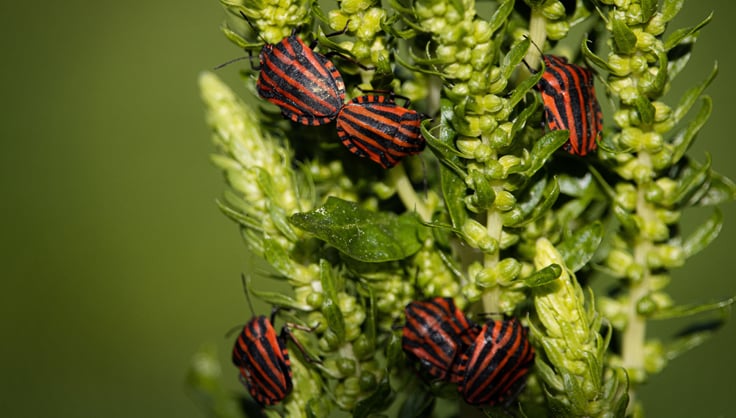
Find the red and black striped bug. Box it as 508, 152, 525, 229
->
256, 32, 346, 126
456, 318, 535, 406
536, 54, 603, 156
231, 313, 294, 406
336, 94, 426, 168
402, 297, 480, 383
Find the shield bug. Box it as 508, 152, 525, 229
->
402, 297, 480, 382
456, 318, 534, 406
536, 54, 603, 156
336, 94, 426, 168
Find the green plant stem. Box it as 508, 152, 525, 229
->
388, 163, 431, 221
481, 197, 503, 312
621, 152, 656, 403
526, 7, 547, 70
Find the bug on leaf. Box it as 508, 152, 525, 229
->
402, 297, 480, 382
536, 54, 602, 156
336, 94, 426, 168
456, 318, 535, 406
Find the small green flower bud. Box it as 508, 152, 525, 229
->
353, 334, 373, 360
636, 294, 657, 315
456, 136, 481, 155
343, 376, 362, 396
308, 311, 328, 333
630, 54, 648, 75
642, 217, 669, 242
306, 291, 324, 308
608, 54, 631, 77
475, 267, 496, 288
451, 82, 470, 97
644, 340, 667, 374
613, 109, 632, 128
646, 13, 666, 36
481, 94, 504, 113
337, 358, 357, 376
635, 31, 658, 52
321, 328, 341, 351
546, 21, 570, 40
359, 371, 378, 392
341, 0, 372, 14
651, 145, 674, 170
494, 190, 516, 211
496, 257, 522, 285
542, 1, 566, 19
437, 45, 458, 62
615, 183, 637, 211
655, 208, 679, 225
626, 263, 645, 282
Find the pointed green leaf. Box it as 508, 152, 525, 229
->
611, 15, 637, 55
671, 96, 712, 164
526, 130, 569, 177
613, 205, 639, 235
509, 69, 542, 109
651, 297, 734, 321
248, 280, 311, 311
632, 96, 655, 126
668, 154, 711, 207
353, 378, 393, 418
505, 176, 560, 227
557, 222, 603, 272
640, 0, 658, 22
289, 197, 423, 262
582, 36, 612, 73
673, 62, 718, 125
399, 386, 436, 418
664, 12, 712, 51
510, 89, 540, 143
441, 163, 469, 228
661, 0, 685, 23
502, 38, 531, 79
682, 208, 723, 259
489, 0, 515, 34
643, 52, 668, 98
694, 168, 736, 206
319, 259, 346, 343
217, 199, 261, 231
524, 264, 562, 287
262, 237, 298, 278
269, 203, 298, 242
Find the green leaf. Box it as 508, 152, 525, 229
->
664, 12, 712, 51
661, 0, 685, 23
248, 279, 311, 311
613, 205, 639, 235
217, 199, 261, 231
668, 155, 711, 208
353, 378, 393, 418
643, 52, 668, 98
526, 130, 569, 177
320, 259, 346, 343
289, 197, 423, 262
672, 62, 718, 126
671, 96, 712, 165
694, 168, 736, 206
502, 38, 531, 80
524, 264, 562, 287
509, 69, 542, 109
269, 203, 298, 242
632, 96, 655, 125
509, 89, 540, 143
582, 36, 612, 73
557, 222, 603, 272
640, 0, 658, 22
489, 0, 515, 34
682, 208, 723, 259
651, 297, 734, 321
263, 237, 299, 279
504, 176, 560, 227
611, 15, 637, 55
441, 163, 469, 229
385, 333, 404, 369
399, 386, 436, 418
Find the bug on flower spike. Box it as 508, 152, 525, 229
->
456, 318, 535, 406
336, 94, 426, 168
536, 54, 603, 156
402, 297, 480, 382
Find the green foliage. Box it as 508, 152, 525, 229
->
196, 0, 735, 416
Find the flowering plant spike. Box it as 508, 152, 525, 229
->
192, 0, 736, 416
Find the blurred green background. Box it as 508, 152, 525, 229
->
1, 1, 733, 417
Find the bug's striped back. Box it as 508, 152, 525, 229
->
537, 55, 602, 156
336, 95, 426, 168
457, 318, 534, 406
257, 35, 345, 126
402, 298, 480, 382
232, 315, 293, 406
